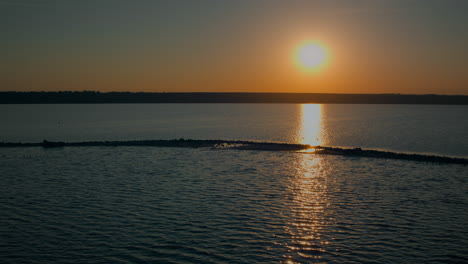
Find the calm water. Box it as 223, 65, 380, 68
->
1, 104, 467, 157
1, 104, 468, 263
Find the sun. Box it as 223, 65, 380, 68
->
294, 41, 330, 73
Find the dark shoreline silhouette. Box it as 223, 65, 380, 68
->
2, 139, 467, 165
1, 91, 468, 104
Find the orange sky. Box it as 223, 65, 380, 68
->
1, 0, 467, 94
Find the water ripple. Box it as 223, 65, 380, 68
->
1, 147, 467, 263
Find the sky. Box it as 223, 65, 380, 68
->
1, 0, 467, 94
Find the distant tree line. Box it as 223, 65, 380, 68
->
1, 91, 467, 104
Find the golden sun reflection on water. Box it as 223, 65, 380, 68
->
285, 107, 331, 263
285, 154, 332, 263
301, 104, 322, 146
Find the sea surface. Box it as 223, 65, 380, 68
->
1, 104, 467, 263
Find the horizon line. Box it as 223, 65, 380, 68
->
2, 91, 468, 96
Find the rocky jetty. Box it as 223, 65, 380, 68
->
0, 139, 310, 151
1, 139, 467, 165
311, 146, 468, 165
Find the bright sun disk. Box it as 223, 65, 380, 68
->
294, 41, 329, 72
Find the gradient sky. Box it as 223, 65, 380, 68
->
1, 0, 467, 94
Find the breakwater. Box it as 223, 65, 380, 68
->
1, 139, 467, 165
311, 146, 468, 165
0, 139, 310, 151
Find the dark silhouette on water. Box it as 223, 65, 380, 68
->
1, 139, 467, 165
1, 91, 468, 104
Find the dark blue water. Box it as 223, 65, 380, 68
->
1, 104, 467, 263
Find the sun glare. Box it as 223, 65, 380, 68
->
294, 41, 329, 73
301, 104, 322, 146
